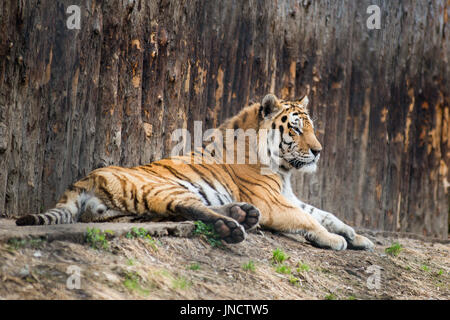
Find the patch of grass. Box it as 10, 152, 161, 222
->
289, 276, 301, 286
126, 227, 148, 239
85, 228, 113, 250
296, 262, 310, 272
187, 263, 201, 271
172, 276, 192, 290
144, 234, 159, 251
125, 227, 159, 251
123, 271, 149, 296
324, 293, 337, 300
385, 242, 403, 257
347, 295, 356, 300
437, 269, 444, 276
421, 265, 430, 272
149, 269, 192, 290
242, 260, 256, 272
275, 264, 291, 275
193, 221, 223, 248
272, 248, 289, 264
7, 238, 44, 250
126, 259, 135, 266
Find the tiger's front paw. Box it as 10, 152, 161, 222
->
336, 225, 356, 242
213, 218, 247, 244
326, 233, 348, 251
306, 230, 347, 251
347, 234, 374, 251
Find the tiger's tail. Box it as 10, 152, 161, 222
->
16, 184, 91, 226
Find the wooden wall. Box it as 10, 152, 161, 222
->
0, 0, 448, 238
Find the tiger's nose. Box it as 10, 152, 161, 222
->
311, 149, 321, 157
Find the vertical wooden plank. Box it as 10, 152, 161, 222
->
92, 1, 124, 170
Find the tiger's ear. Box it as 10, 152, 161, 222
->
260, 94, 282, 119
297, 95, 309, 110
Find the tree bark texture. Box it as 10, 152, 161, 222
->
0, 0, 449, 238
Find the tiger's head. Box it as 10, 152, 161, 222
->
259, 93, 322, 173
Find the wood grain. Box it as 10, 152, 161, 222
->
0, 0, 448, 238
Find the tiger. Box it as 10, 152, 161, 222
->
16, 93, 374, 251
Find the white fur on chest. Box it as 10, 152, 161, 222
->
279, 172, 301, 205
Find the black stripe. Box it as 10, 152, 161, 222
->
46, 212, 59, 224
237, 182, 272, 209
197, 164, 234, 197
151, 185, 183, 198
216, 194, 225, 205
175, 181, 209, 205
60, 208, 72, 223
221, 165, 242, 199
263, 175, 282, 190
112, 173, 130, 211
173, 181, 192, 191
132, 185, 139, 212
160, 190, 190, 200
138, 166, 174, 184
234, 174, 279, 198
37, 215, 46, 225
166, 199, 175, 212
97, 175, 117, 208
188, 165, 217, 191
67, 184, 85, 193
60, 209, 69, 223
225, 166, 259, 201
151, 163, 191, 181
142, 186, 153, 212
195, 186, 211, 206
188, 166, 224, 205
99, 185, 116, 207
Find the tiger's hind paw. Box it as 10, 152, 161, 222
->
211, 202, 260, 230
213, 218, 246, 244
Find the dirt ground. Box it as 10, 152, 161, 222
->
0, 218, 448, 300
